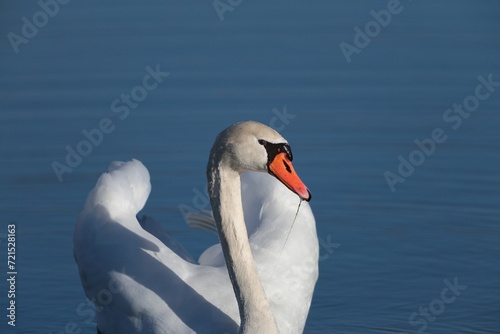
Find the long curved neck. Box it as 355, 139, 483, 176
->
208, 157, 279, 334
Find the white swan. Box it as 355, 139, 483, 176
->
74, 121, 319, 334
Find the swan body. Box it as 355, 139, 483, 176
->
74, 121, 319, 333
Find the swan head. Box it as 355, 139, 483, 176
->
210, 121, 311, 201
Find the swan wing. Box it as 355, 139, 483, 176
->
185, 209, 218, 234
138, 214, 195, 263
73, 160, 239, 333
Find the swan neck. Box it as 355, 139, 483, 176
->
208, 159, 279, 334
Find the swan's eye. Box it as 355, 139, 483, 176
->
262, 142, 294, 164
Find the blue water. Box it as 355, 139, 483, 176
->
1, 1, 499, 333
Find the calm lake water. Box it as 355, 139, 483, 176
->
1, 1, 499, 333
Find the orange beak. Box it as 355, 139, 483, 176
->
268, 152, 311, 201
